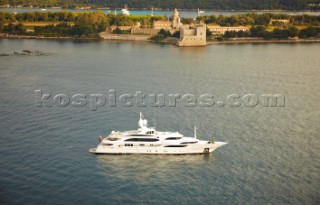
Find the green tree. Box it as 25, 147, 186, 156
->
299, 27, 320, 38
250, 26, 267, 37
158, 29, 171, 37
288, 26, 299, 37
181, 18, 194, 25
254, 14, 271, 25
224, 31, 237, 38
0, 21, 3, 32
3, 23, 26, 35
206, 28, 212, 37
171, 30, 180, 38
237, 30, 250, 37
271, 28, 290, 39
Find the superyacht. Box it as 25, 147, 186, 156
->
89, 113, 227, 154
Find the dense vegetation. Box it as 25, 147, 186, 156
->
0, 11, 166, 37
197, 13, 320, 26
1, 0, 320, 10
2, 22, 26, 34
0, 11, 109, 37
150, 29, 172, 41
2, 11, 320, 26
223, 26, 320, 39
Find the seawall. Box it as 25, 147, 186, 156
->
99, 32, 151, 41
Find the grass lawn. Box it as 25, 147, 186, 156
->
295, 25, 309, 30
22, 21, 75, 27
4, 21, 75, 27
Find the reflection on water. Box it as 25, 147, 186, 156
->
96, 154, 213, 184
178, 46, 207, 53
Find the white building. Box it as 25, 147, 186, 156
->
207, 26, 248, 34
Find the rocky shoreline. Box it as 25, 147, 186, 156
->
0, 49, 51, 57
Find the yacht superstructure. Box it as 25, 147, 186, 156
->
89, 113, 227, 155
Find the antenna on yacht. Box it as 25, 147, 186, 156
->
138, 112, 148, 128
194, 126, 197, 139
152, 118, 156, 130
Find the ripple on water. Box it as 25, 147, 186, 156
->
0, 40, 319, 204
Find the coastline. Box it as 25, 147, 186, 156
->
1, 33, 320, 45
208, 38, 320, 44
0, 33, 99, 41
99, 32, 151, 41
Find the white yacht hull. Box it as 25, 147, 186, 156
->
90, 141, 227, 155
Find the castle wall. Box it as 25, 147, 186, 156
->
153, 21, 172, 30
178, 25, 207, 47
131, 28, 160, 35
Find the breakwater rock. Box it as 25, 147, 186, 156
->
0, 49, 51, 57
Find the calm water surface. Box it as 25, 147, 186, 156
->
0, 39, 319, 204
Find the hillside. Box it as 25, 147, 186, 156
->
1, 0, 320, 10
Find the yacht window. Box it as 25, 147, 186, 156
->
165, 137, 182, 140
125, 144, 133, 146
146, 131, 154, 135
164, 145, 187, 147
181, 141, 198, 144
108, 138, 120, 141
125, 138, 159, 142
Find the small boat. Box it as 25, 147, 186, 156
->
198, 8, 205, 16
89, 113, 227, 155
121, 4, 130, 16
13, 7, 17, 15
41, 8, 47, 11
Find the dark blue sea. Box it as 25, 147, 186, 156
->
0, 39, 319, 204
